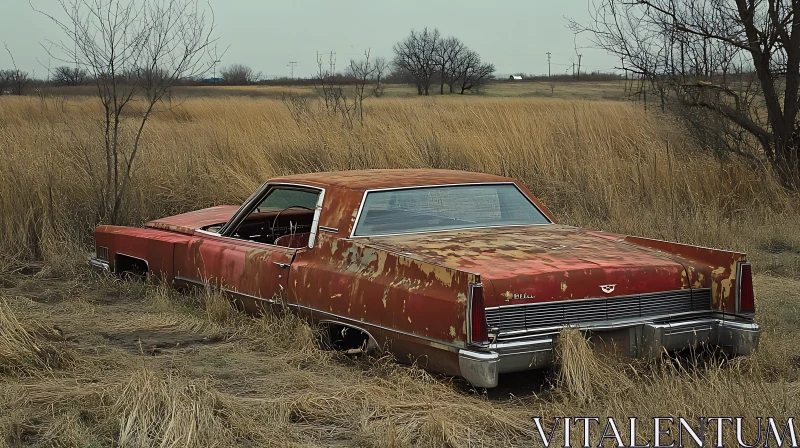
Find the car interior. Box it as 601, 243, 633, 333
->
226, 187, 319, 248
232, 207, 315, 247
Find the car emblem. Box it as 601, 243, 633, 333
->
600, 284, 616, 294
502, 291, 535, 302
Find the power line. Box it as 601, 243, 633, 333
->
287, 61, 297, 79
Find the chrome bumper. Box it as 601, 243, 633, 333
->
90, 257, 110, 273
458, 317, 760, 388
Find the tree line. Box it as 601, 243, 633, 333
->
202, 28, 496, 95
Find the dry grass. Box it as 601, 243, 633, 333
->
0, 297, 73, 375
113, 367, 230, 448
1, 93, 798, 275
0, 273, 797, 447
555, 328, 633, 404
0, 89, 798, 446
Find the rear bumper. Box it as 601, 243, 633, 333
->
90, 257, 110, 273
458, 317, 760, 388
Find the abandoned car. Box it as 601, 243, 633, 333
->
91, 169, 760, 387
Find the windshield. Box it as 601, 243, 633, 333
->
353, 184, 550, 236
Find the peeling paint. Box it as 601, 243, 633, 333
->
96, 169, 750, 383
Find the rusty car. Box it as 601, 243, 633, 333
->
91, 169, 759, 387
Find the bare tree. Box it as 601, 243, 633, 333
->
392, 27, 440, 95
373, 56, 388, 97
221, 63, 260, 85
0, 70, 30, 95
454, 50, 495, 94
435, 36, 466, 94
36, 0, 219, 223
2, 44, 30, 95
348, 49, 376, 124
314, 51, 357, 128
52, 65, 87, 86
573, 0, 800, 189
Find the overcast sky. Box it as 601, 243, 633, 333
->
3, 0, 619, 79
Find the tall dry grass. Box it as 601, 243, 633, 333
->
2, 93, 798, 275
0, 297, 72, 375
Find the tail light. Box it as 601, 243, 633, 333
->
469, 283, 489, 345
736, 262, 755, 315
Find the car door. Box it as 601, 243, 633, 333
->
175, 234, 294, 312
174, 183, 323, 312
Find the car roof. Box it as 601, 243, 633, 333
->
268, 169, 514, 190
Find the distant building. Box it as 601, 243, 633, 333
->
201, 77, 224, 83
509, 75, 523, 80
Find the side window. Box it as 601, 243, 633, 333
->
231, 187, 320, 247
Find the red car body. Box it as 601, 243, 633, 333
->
92, 169, 759, 387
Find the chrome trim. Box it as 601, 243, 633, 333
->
308, 187, 325, 248
492, 310, 719, 340
458, 349, 500, 388
461, 317, 760, 388
90, 257, 110, 272
485, 288, 713, 337
348, 182, 552, 238
484, 288, 711, 310
319, 226, 338, 233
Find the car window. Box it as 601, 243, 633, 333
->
225, 186, 321, 247
256, 188, 319, 211
353, 184, 550, 237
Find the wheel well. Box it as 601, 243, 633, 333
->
115, 254, 148, 277
320, 322, 377, 353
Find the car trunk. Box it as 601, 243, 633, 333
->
357, 225, 693, 308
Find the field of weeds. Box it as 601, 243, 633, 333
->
1, 88, 799, 446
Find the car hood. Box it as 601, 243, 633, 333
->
356, 225, 691, 307
145, 205, 239, 235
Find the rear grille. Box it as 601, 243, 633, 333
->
485, 288, 711, 333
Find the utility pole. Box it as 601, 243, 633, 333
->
287, 61, 297, 80
577, 54, 582, 80
329, 52, 336, 75
622, 56, 627, 93
546, 52, 552, 78
212, 59, 221, 80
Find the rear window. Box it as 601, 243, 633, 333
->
353, 184, 550, 236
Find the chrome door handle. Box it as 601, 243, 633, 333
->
273, 262, 290, 269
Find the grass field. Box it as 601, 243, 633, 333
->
39, 80, 630, 101
1, 83, 799, 446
